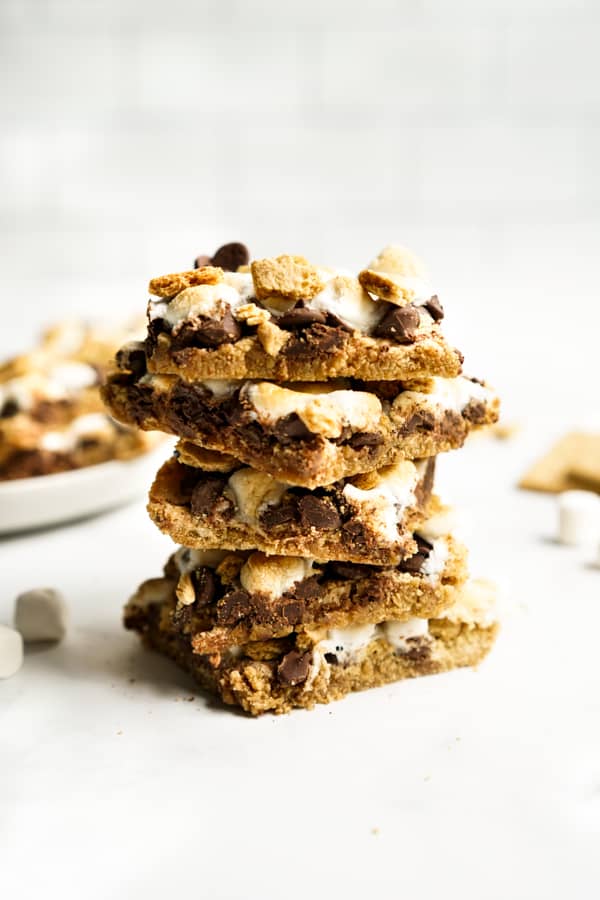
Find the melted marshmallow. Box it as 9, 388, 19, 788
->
425, 376, 490, 414
39, 413, 115, 453
306, 275, 384, 332
243, 382, 381, 439
239, 554, 314, 599
174, 547, 229, 575
227, 468, 289, 524
342, 461, 419, 542
315, 617, 430, 666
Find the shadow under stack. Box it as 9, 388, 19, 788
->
103, 243, 501, 715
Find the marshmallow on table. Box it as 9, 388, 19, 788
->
0, 625, 24, 678
14, 588, 69, 643
557, 490, 600, 547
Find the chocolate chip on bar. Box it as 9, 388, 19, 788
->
211, 242, 250, 272
277, 303, 327, 330
424, 295, 444, 322
115, 341, 147, 377
374, 305, 420, 343
298, 495, 341, 530
190, 476, 227, 517
277, 649, 311, 685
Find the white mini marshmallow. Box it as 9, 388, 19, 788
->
0, 625, 24, 678
557, 491, 600, 547
15, 588, 69, 643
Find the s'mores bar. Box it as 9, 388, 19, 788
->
103, 370, 498, 488
143, 246, 462, 382
107, 240, 501, 716
0, 319, 160, 480
148, 456, 438, 565
125, 557, 497, 715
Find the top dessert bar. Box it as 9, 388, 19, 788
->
143, 245, 463, 382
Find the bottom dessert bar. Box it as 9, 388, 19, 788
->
125, 578, 498, 716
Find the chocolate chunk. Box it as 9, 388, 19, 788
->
424, 295, 444, 322
284, 322, 348, 360
281, 601, 303, 625
324, 313, 353, 333
116, 341, 147, 377
277, 649, 311, 686
211, 242, 250, 272
277, 305, 327, 330
171, 310, 242, 350
216, 590, 252, 625
190, 476, 226, 517
374, 305, 420, 344
145, 317, 170, 357
0, 399, 19, 418
272, 413, 313, 441
400, 409, 436, 435
348, 431, 384, 450
298, 495, 341, 530
194, 254, 212, 269
290, 575, 322, 600
401, 639, 432, 663
462, 400, 486, 424
399, 535, 434, 574
259, 502, 298, 529
328, 561, 374, 580
192, 567, 217, 606
324, 652, 338, 665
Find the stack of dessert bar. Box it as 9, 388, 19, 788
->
103, 243, 501, 715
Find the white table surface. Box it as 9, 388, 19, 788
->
1, 422, 599, 900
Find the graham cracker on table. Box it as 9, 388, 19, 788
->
518, 432, 600, 494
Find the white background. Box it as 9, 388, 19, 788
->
1, 2, 599, 898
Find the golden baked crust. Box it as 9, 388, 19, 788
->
102, 372, 499, 488
148, 267, 223, 297
125, 582, 496, 715
147, 456, 437, 565
147, 328, 462, 382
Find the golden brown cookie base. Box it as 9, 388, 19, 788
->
147, 456, 436, 565
126, 530, 468, 655
148, 329, 463, 382
103, 375, 499, 488
126, 597, 496, 716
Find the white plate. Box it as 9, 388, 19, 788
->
0, 443, 172, 534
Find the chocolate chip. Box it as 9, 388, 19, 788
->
211, 242, 250, 272
290, 576, 322, 600
281, 601, 303, 625
116, 341, 147, 378
399, 535, 434, 574
259, 502, 298, 529
401, 639, 432, 663
424, 294, 444, 322
284, 322, 348, 360
192, 567, 217, 606
0, 399, 19, 418
324, 652, 338, 664
193, 254, 212, 269
324, 313, 353, 333
145, 317, 170, 357
374, 305, 420, 344
216, 590, 252, 625
348, 431, 384, 450
277, 649, 312, 686
171, 310, 242, 350
190, 476, 226, 517
298, 495, 341, 531
277, 305, 327, 330
272, 413, 313, 441
462, 400, 486, 424
400, 409, 436, 435
328, 561, 374, 580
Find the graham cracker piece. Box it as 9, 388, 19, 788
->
358, 245, 428, 305
251, 255, 325, 304
518, 432, 600, 494
148, 267, 223, 298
